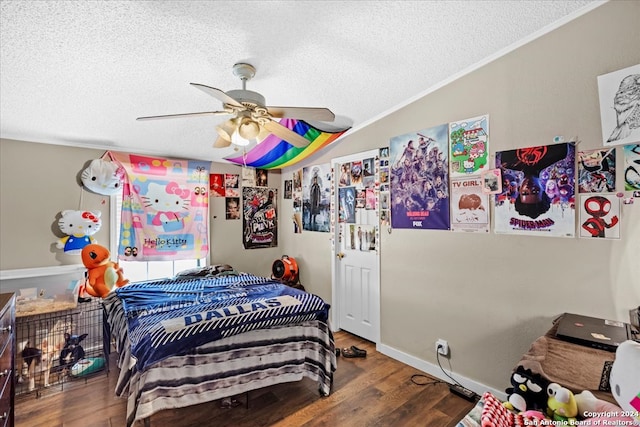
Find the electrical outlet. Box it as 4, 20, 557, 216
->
435, 339, 449, 356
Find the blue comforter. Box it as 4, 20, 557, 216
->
114, 273, 330, 371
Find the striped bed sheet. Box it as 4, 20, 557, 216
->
103, 287, 337, 426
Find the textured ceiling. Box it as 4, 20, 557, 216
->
0, 0, 602, 166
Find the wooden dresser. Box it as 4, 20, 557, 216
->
0, 293, 15, 427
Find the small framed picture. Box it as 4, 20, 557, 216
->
481, 168, 502, 194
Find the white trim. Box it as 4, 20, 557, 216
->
0, 265, 85, 280
377, 342, 507, 401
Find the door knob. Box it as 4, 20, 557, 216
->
336, 252, 345, 259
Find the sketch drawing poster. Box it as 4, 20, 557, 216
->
449, 114, 489, 178
302, 163, 331, 232
577, 147, 616, 193
598, 64, 640, 146
450, 177, 489, 233
494, 143, 576, 237
389, 123, 450, 230
242, 187, 277, 249
623, 144, 640, 191
579, 194, 620, 240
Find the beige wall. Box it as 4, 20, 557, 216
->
279, 0, 640, 393
1, 0, 639, 396
0, 140, 108, 269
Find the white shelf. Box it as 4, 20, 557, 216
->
0, 265, 85, 280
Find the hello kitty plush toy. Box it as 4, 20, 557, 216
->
56, 210, 102, 254
81, 159, 123, 196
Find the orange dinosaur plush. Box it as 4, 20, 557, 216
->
81, 244, 129, 297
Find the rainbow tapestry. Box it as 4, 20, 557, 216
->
108, 152, 211, 261
225, 118, 350, 169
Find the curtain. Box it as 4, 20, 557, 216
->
108, 152, 211, 261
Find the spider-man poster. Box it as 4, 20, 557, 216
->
579, 194, 620, 239
494, 142, 576, 237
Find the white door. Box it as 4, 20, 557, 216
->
331, 150, 380, 343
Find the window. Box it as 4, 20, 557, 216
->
110, 194, 205, 283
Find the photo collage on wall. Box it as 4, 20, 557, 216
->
337, 154, 379, 253
224, 173, 240, 220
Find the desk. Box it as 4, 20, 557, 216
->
517, 318, 616, 404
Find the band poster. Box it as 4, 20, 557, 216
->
242, 187, 277, 249
389, 123, 450, 230
449, 114, 489, 178
450, 177, 489, 233
494, 142, 576, 237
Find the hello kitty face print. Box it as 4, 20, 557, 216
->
142, 182, 190, 232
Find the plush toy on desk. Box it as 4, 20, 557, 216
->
81, 244, 129, 298
504, 365, 550, 413
547, 382, 578, 423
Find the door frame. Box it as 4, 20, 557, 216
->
330, 149, 381, 343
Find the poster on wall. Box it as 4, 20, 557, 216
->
389, 123, 450, 230
225, 197, 240, 220
242, 187, 277, 248
338, 186, 356, 223
494, 143, 576, 237
209, 173, 225, 197
302, 163, 331, 232
225, 173, 239, 197
450, 177, 489, 233
108, 152, 211, 261
292, 169, 303, 233
449, 114, 490, 178
579, 194, 620, 239
577, 147, 616, 193
597, 64, 640, 147
623, 144, 640, 191
346, 224, 376, 251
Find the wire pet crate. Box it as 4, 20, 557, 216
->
15, 298, 107, 397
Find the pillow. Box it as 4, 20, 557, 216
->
480, 392, 543, 427
175, 264, 236, 278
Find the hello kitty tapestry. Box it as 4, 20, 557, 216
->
108, 152, 211, 261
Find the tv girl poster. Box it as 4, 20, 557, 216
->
389, 123, 450, 230
494, 142, 576, 237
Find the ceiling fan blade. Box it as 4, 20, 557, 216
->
213, 136, 232, 148
266, 106, 335, 122
263, 120, 310, 148
190, 83, 244, 108
137, 111, 229, 120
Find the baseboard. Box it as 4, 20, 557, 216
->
376, 342, 507, 401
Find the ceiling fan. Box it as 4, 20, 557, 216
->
137, 63, 336, 149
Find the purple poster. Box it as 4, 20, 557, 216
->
389, 123, 450, 230
495, 143, 575, 237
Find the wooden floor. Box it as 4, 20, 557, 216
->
14, 331, 475, 427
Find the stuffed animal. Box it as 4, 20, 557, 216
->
609, 340, 640, 424
56, 210, 102, 254
504, 365, 550, 412
81, 158, 123, 195
575, 390, 635, 426
81, 244, 129, 297
547, 382, 578, 423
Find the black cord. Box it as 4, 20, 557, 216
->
410, 374, 445, 387
436, 350, 465, 388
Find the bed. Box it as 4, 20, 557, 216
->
102, 267, 337, 426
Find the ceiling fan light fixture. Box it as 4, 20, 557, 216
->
216, 118, 237, 141
238, 117, 261, 140
231, 129, 251, 146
